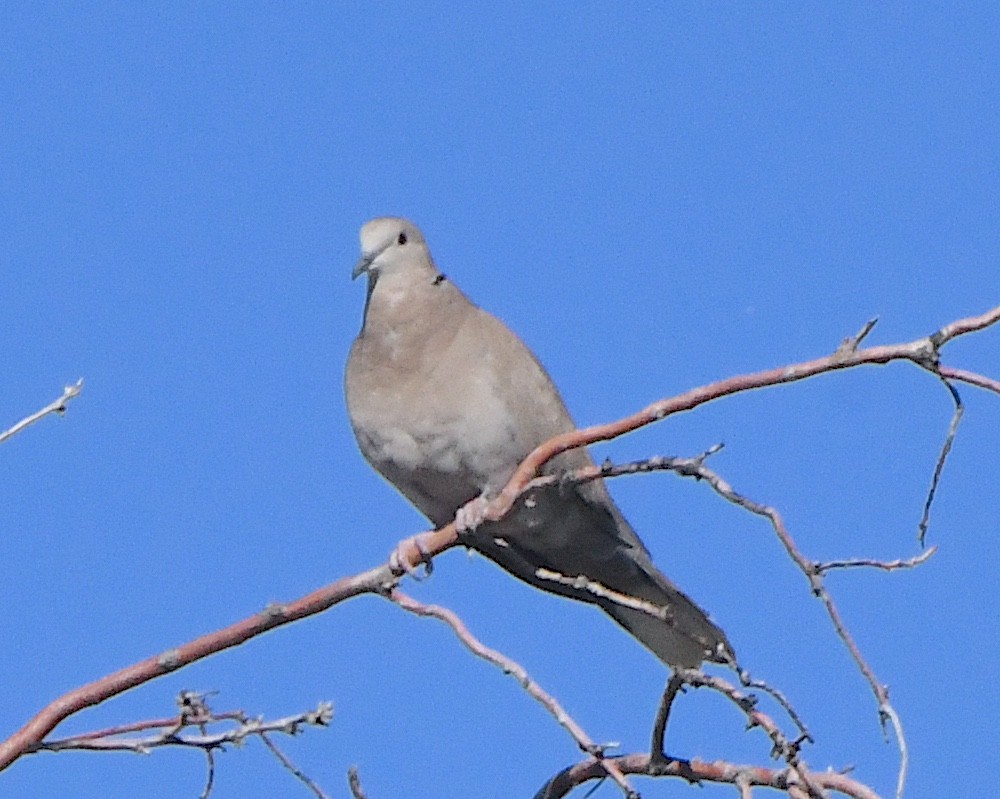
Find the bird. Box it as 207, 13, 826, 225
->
344, 217, 733, 668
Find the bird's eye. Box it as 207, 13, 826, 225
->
397, 232, 408, 245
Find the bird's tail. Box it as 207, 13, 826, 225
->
599, 575, 733, 668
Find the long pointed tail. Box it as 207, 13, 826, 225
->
601, 582, 732, 668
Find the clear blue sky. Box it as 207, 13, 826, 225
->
2, 4, 997, 798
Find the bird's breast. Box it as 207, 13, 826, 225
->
349, 368, 522, 489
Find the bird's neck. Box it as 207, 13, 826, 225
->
360, 269, 466, 360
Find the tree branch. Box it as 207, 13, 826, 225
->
32, 702, 332, 754
2, 306, 995, 786
0, 380, 84, 445
0, 569, 379, 770
535, 753, 882, 799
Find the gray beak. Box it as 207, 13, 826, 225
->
352, 254, 374, 280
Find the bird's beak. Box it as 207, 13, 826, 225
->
352, 254, 374, 280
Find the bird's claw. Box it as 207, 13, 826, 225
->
389, 534, 434, 580
455, 495, 491, 533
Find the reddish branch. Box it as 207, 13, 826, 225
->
0, 569, 382, 770
32, 702, 332, 754
495, 304, 1000, 523
379, 305, 1000, 574
939, 365, 1000, 395
534, 753, 882, 799
674, 669, 825, 797
1, 305, 997, 786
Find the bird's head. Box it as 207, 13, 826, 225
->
353, 217, 430, 280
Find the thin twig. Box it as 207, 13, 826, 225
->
837, 318, 879, 354
34, 705, 333, 754
261, 732, 331, 799
198, 748, 215, 799
0, 379, 84, 444
192, 694, 215, 799
737, 670, 812, 745
348, 766, 370, 799
34, 711, 242, 742
918, 379, 963, 546
535, 568, 677, 623
674, 669, 825, 799
815, 547, 937, 574
880, 704, 908, 799
622, 454, 905, 796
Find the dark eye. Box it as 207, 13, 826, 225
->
397, 232, 408, 245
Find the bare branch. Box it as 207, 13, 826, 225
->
0, 379, 84, 445
563, 448, 910, 796
382, 307, 1000, 586
2, 306, 995, 778
918, 379, 963, 545
260, 732, 331, 799
198, 748, 215, 799
33, 704, 332, 754
535, 568, 678, 623
736, 670, 813, 746
674, 669, 825, 798
0, 554, 360, 769
938, 365, 1000, 396
930, 304, 1000, 345
880, 703, 908, 799
348, 766, 370, 799
490, 304, 1000, 530
836, 317, 879, 354
535, 753, 882, 799
815, 547, 937, 574
664, 456, 906, 792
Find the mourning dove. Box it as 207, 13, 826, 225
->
345, 217, 733, 668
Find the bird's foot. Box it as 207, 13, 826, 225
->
388, 533, 434, 580
455, 494, 491, 533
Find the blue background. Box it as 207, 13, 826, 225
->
2, 4, 997, 798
